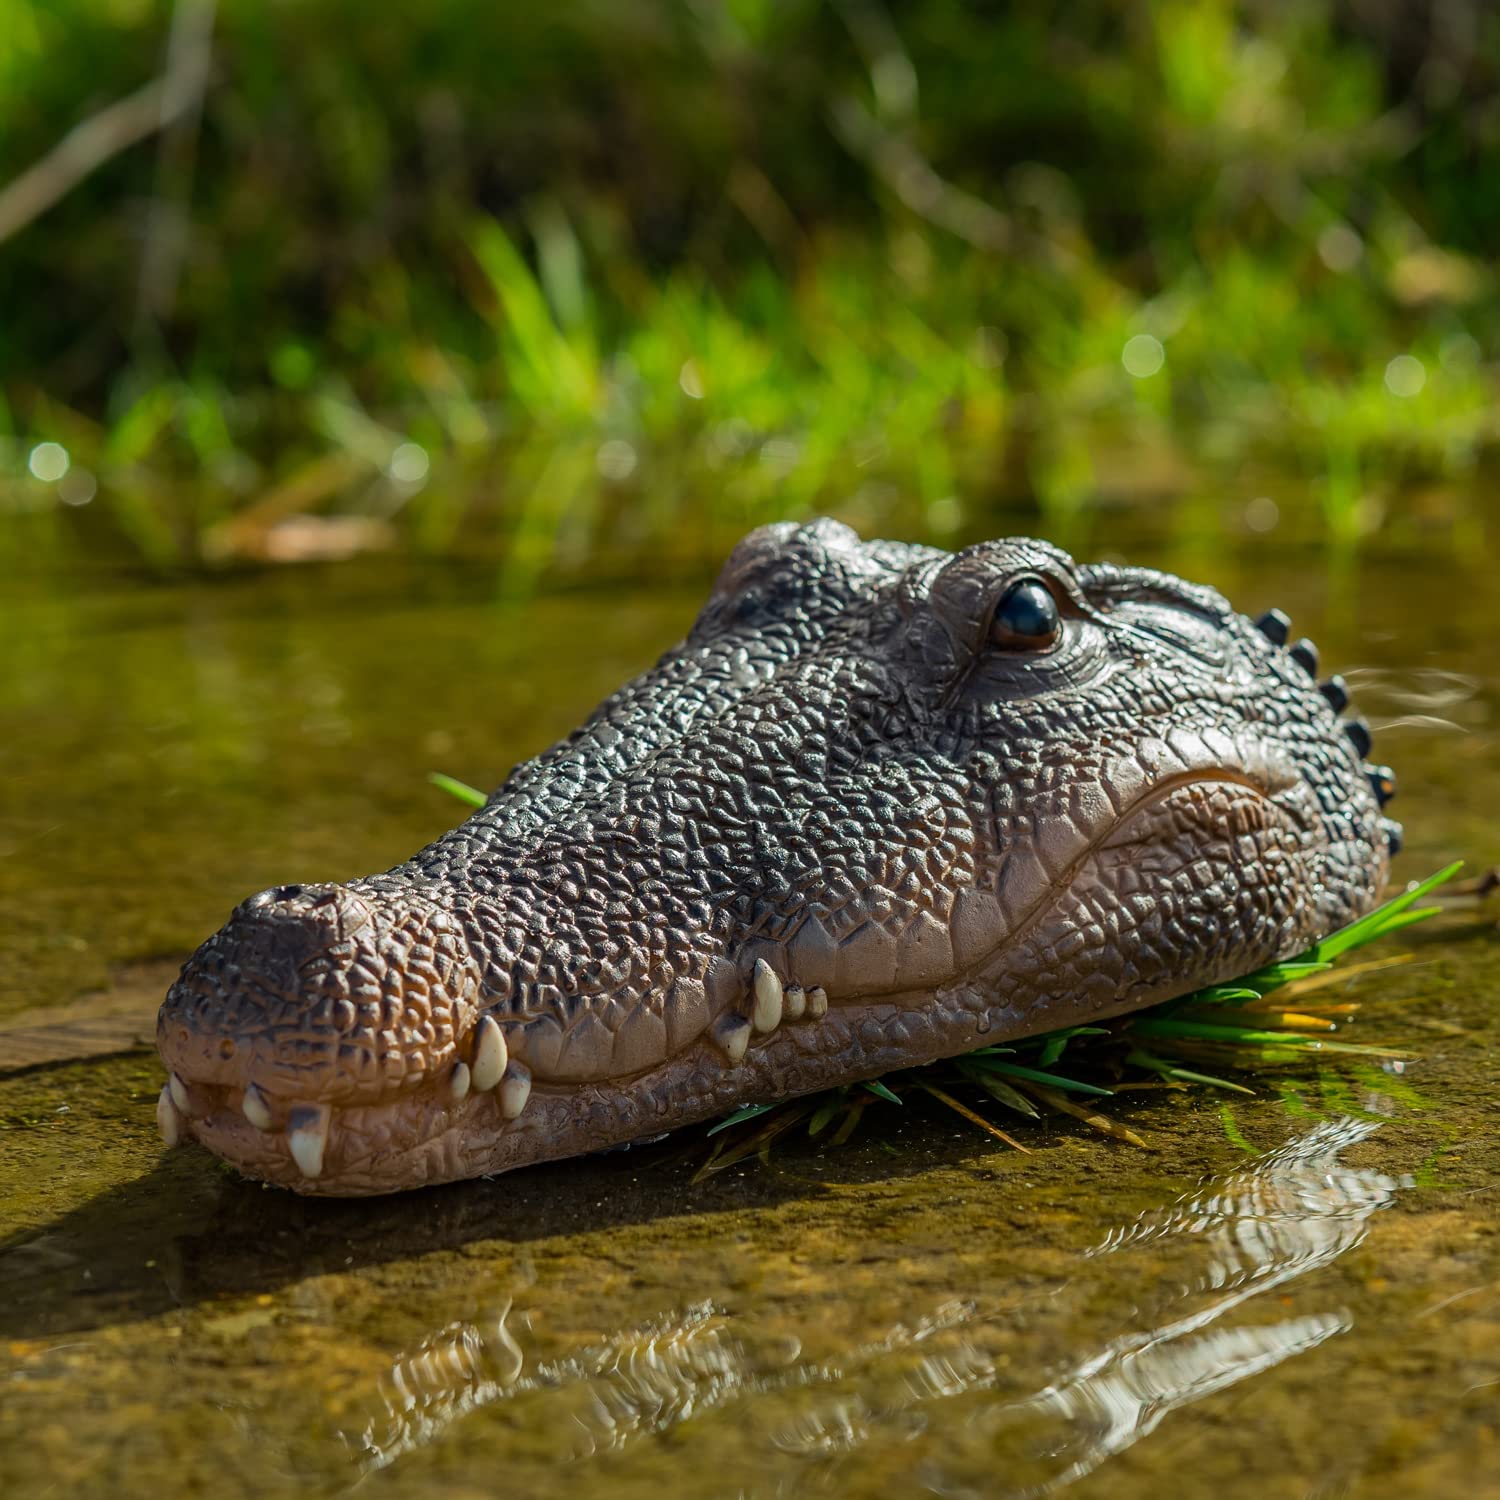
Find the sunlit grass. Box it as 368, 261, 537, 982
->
5, 216, 1488, 577
2, 0, 1494, 575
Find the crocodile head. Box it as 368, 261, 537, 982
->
157, 520, 1396, 1194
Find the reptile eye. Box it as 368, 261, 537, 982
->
990, 578, 1060, 650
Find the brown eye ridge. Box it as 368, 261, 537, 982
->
991, 578, 1060, 649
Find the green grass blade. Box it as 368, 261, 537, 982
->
862, 1079, 903, 1105
707, 1102, 776, 1136
1218, 1105, 1257, 1152
1184, 986, 1265, 1007
1238, 962, 1334, 992
968, 1059, 1115, 1097
1034, 1025, 1110, 1066
1358, 906, 1443, 940
960, 1069, 1041, 1116
1307, 861, 1463, 961
429, 772, 487, 809
808, 1095, 845, 1137
1130, 1017, 1409, 1057
1131, 1018, 1328, 1046
1036, 1034, 1068, 1067
1125, 1049, 1256, 1094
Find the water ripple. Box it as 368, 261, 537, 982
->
339, 1117, 1409, 1495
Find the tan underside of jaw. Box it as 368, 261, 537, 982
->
156, 1021, 536, 1193
156, 773, 1329, 1196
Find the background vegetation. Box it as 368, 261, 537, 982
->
1, 0, 1496, 578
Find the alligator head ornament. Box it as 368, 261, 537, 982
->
156, 521, 1397, 1194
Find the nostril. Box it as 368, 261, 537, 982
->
235, 881, 376, 946
245, 884, 305, 911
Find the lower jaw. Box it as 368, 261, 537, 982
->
178, 1008, 941, 1196
184, 1105, 485, 1196
179, 1058, 760, 1196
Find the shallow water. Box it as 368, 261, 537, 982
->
2, 526, 1497, 1498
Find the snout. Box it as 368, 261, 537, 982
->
157, 880, 487, 1133
157, 881, 381, 1087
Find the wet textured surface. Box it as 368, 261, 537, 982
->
1, 525, 1497, 1496
153, 523, 1393, 1193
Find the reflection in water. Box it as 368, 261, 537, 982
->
981, 1116, 1408, 1494
342, 1118, 1409, 1495
345, 1294, 974, 1474
348, 1301, 525, 1472
1341, 666, 1481, 714
987, 1313, 1348, 1491
1342, 666, 1482, 738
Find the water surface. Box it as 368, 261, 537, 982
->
2, 527, 1496, 1497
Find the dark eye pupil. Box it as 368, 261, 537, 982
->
993, 580, 1058, 644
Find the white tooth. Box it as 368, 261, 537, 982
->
783, 984, 807, 1021
807, 986, 828, 1019
450, 1061, 472, 1102
169, 1072, 192, 1115
500, 1062, 531, 1120
470, 1014, 507, 1092
287, 1104, 330, 1179
712, 1014, 752, 1063
156, 1084, 182, 1147
751, 959, 784, 1033
242, 1083, 273, 1131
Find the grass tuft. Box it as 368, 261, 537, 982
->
703, 862, 1463, 1164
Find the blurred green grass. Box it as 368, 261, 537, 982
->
0, 0, 1496, 576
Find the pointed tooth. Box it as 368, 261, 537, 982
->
1254, 608, 1290, 645
242, 1083, 273, 1130
751, 959, 784, 1033
168, 1072, 192, 1116
1345, 717, 1373, 757
287, 1103, 330, 1179
783, 984, 807, 1021
499, 1062, 531, 1120
806, 986, 828, 1019
1288, 637, 1320, 676
450, 1061, 471, 1102
1319, 675, 1349, 714
712, 1014, 752, 1063
156, 1084, 182, 1147
470, 1014, 507, 1092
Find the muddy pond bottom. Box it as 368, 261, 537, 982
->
1, 535, 1497, 1498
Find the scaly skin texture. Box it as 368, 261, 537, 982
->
156, 522, 1397, 1195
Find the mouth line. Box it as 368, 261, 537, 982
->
943, 765, 1305, 983
1117, 765, 1301, 815
159, 1012, 535, 1185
